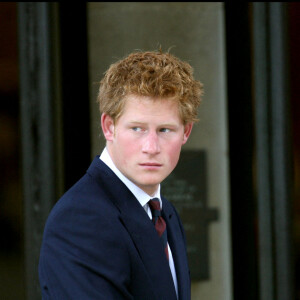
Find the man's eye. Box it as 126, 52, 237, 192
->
132, 127, 142, 132
160, 128, 171, 133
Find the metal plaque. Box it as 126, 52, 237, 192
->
162, 150, 219, 280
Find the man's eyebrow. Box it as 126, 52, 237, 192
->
128, 121, 179, 128
128, 121, 146, 125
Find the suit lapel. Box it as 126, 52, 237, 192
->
162, 198, 191, 300
87, 157, 177, 300
119, 210, 177, 299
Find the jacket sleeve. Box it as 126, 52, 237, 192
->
38, 195, 133, 300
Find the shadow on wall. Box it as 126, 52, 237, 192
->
0, 2, 25, 300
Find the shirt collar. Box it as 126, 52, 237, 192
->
100, 147, 162, 208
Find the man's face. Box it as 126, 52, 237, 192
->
102, 95, 193, 196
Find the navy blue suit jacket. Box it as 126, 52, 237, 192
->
39, 156, 191, 300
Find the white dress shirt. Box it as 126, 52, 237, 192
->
100, 147, 178, 297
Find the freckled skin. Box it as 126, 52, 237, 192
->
101, 95, 193, 196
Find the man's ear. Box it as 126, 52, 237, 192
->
182, 122, 193, 145
101, 113, 115, 141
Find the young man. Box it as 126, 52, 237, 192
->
39, 50, 203, 300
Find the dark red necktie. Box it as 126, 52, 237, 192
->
148, 198, 169, 260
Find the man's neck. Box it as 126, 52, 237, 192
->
99, 147, 161, 207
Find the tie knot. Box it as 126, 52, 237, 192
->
148, 198, 161, 212
148, 198, 162, 221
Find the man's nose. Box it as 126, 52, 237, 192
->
142, 132, 160, 154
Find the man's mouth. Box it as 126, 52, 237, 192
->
139, 162, 162, 168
